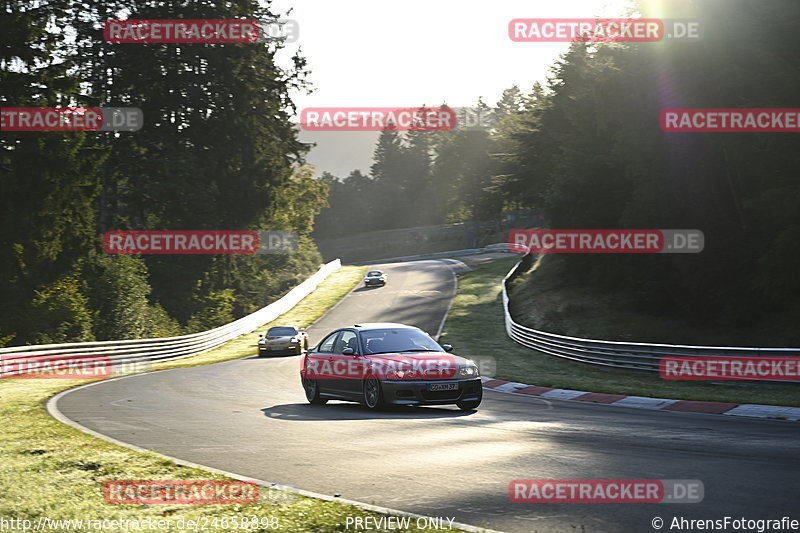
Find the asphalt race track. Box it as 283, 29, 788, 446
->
56, 259, 800, 532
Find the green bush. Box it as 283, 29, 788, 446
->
30, 276, 95, 344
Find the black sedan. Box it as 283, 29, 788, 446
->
363, 270, 387, 287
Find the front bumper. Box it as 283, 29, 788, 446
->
364, 279, 385, 285
259, 343, 301, 354
379, 378, 482, 405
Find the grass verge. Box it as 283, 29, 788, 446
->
438, 257, 799, 407
0, 264, 466, 533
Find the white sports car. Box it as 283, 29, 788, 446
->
258, 326, 308, 356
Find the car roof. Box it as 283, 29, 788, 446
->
366, 270, 383, 274
352, 322, 417, 331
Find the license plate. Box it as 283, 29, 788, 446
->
428, 382, 458, 391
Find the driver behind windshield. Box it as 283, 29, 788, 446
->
362, 329, 440, 354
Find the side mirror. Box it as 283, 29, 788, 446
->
342, 347, 355, 356
441, 344, 453, 352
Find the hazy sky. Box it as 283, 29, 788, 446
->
271, 0, 635, 109
267, 0, 636, 176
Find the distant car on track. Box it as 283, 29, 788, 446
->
258, 326, 308, 356
363, 270, 387, 287
300, 323, 482, 410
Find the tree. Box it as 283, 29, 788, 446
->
1, 0, 327, 344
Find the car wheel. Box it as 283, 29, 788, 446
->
363, 376, 385, 410
303, 377, 327, 405
258, 350, 267, 357
456, 388, 482, 410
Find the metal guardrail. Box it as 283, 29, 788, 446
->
355, 242, 518, 265
501, 254, 800, 374
0, 259, 341, 376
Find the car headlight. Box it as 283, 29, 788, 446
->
290, 337, 299, 343
459, 361, 480, 377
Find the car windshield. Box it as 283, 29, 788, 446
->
366, 271, 382, 277
361, 328, 442, 355
267, 327, 298, 336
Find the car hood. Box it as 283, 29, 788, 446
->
367, 352, 473, 378
365, 351, 469, 365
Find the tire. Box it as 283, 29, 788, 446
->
363, 376, 386, 410
456, 388, 482, 411
258, 350, 267, 357
303, 377, 327, 405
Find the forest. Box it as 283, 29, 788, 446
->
1, 1, 326, 346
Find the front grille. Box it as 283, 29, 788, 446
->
424, 369, 456, 378
421, 386, 462, 401
462, 381, 481, 394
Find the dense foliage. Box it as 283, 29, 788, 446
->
495, 0, 800, 333
1, 0, 326, 346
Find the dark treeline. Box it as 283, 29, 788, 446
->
1, 1, 326, 346
315, 99, 509, 237
319, 0, 800, 338
497, 0, 800, 335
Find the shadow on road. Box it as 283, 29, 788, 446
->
242, 354, 302, 360
353, 285, 383, 292
261, 402, 476, 421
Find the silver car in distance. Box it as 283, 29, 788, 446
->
258, 326, 308, 356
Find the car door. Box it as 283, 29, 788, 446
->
332, 329, 364, 397
306, 331, 340, 395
